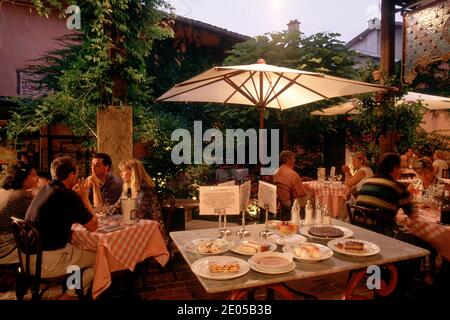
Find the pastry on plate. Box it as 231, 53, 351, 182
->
294, 244, 322, 259
208, 261, 240, 273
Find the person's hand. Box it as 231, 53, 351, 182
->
395, 211, 408, 225
341, 165, 350, 174
86, 174, 100, 189
74, 177, 90, 199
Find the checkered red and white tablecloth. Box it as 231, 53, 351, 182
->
303, 181, 349, 218
401, 207, 450, 262
71, 219, 169, 299
303, 181, 349, 197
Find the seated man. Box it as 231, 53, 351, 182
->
87, 153, 123, 207
356, 152, 414, 230
356, 153, 431, 298
25, 156, 98, 299
273, 150, 309, 221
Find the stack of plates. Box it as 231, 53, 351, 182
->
248, 252, 296, 274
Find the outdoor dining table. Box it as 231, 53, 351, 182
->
170, 220, 428, 300
303, 181, 349, 219
71, 219, 169, 299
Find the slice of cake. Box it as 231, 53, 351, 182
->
336, 241, 365, 252
237, 241, 269, 254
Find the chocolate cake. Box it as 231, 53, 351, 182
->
308, 226, 344, 238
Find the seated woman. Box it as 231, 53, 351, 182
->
411, 158, 440, 189
0, 162, 38, 264
341, 151, 374, 199
432, 150, 449, 178
118, 159, 167, 240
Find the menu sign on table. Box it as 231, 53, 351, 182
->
199, 186, 240, 215
258, 181, 277, 214
239, 181, 251, 212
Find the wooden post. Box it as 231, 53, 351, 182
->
380, 0, 395, 82
379, 0, 396, 153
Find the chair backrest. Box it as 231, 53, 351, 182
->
10, 217, 42, 284
347, 204, 394, 235
158, 193, 176, 235
442, 169, 449, 179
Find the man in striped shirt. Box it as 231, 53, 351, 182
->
356, 153, 414, 219
356, 153, 428, 298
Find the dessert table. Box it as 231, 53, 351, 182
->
303, 181, 348, 218
170, 220, 428, 300
71, 219, 169, 299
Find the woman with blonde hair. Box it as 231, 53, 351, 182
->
118, 159, 166, 239
341, 151, 374, 197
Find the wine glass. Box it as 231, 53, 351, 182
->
95, 203, 115, 226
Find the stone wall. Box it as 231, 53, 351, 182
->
97, 106, 133, 175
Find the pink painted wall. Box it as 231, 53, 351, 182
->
0, 2, 72, 96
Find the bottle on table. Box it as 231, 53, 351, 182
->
440, 189, 450, 225
304, 200, 313, 226
291, 199, 301, 226
315, 202, 322, 225
322, 206, 331, 225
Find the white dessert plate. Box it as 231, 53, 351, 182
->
230, 239, 277, 256
184, 238, 231, 255
249, 261, 296, 275
327, 238, 380, 257
191, 256, 250, 280
282, 243, 333, 263
300, 225, 353, 240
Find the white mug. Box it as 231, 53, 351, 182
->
121, 198, 138, 224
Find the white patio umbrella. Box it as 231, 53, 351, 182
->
311, 91, 450, 116
156, 59, 388, 129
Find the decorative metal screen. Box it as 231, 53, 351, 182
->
402, 0, 450, 84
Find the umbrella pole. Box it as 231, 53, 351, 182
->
259, 107, 264, 129
259, 107, 265, 171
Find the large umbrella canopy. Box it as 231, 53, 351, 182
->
156, 60, 388, 128
311, 91, 450, 116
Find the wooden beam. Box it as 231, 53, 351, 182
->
380, 0, 396, 82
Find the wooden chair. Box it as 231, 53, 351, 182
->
346, 205, 437, 282
159, 192, 178, 281
346, 204, 395, 236
136, 192, 178, 289
11, 217, 84, 300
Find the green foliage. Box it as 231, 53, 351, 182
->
346, 94, 424, 165
414, 129, 450, 157
7, 0, 174, 144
